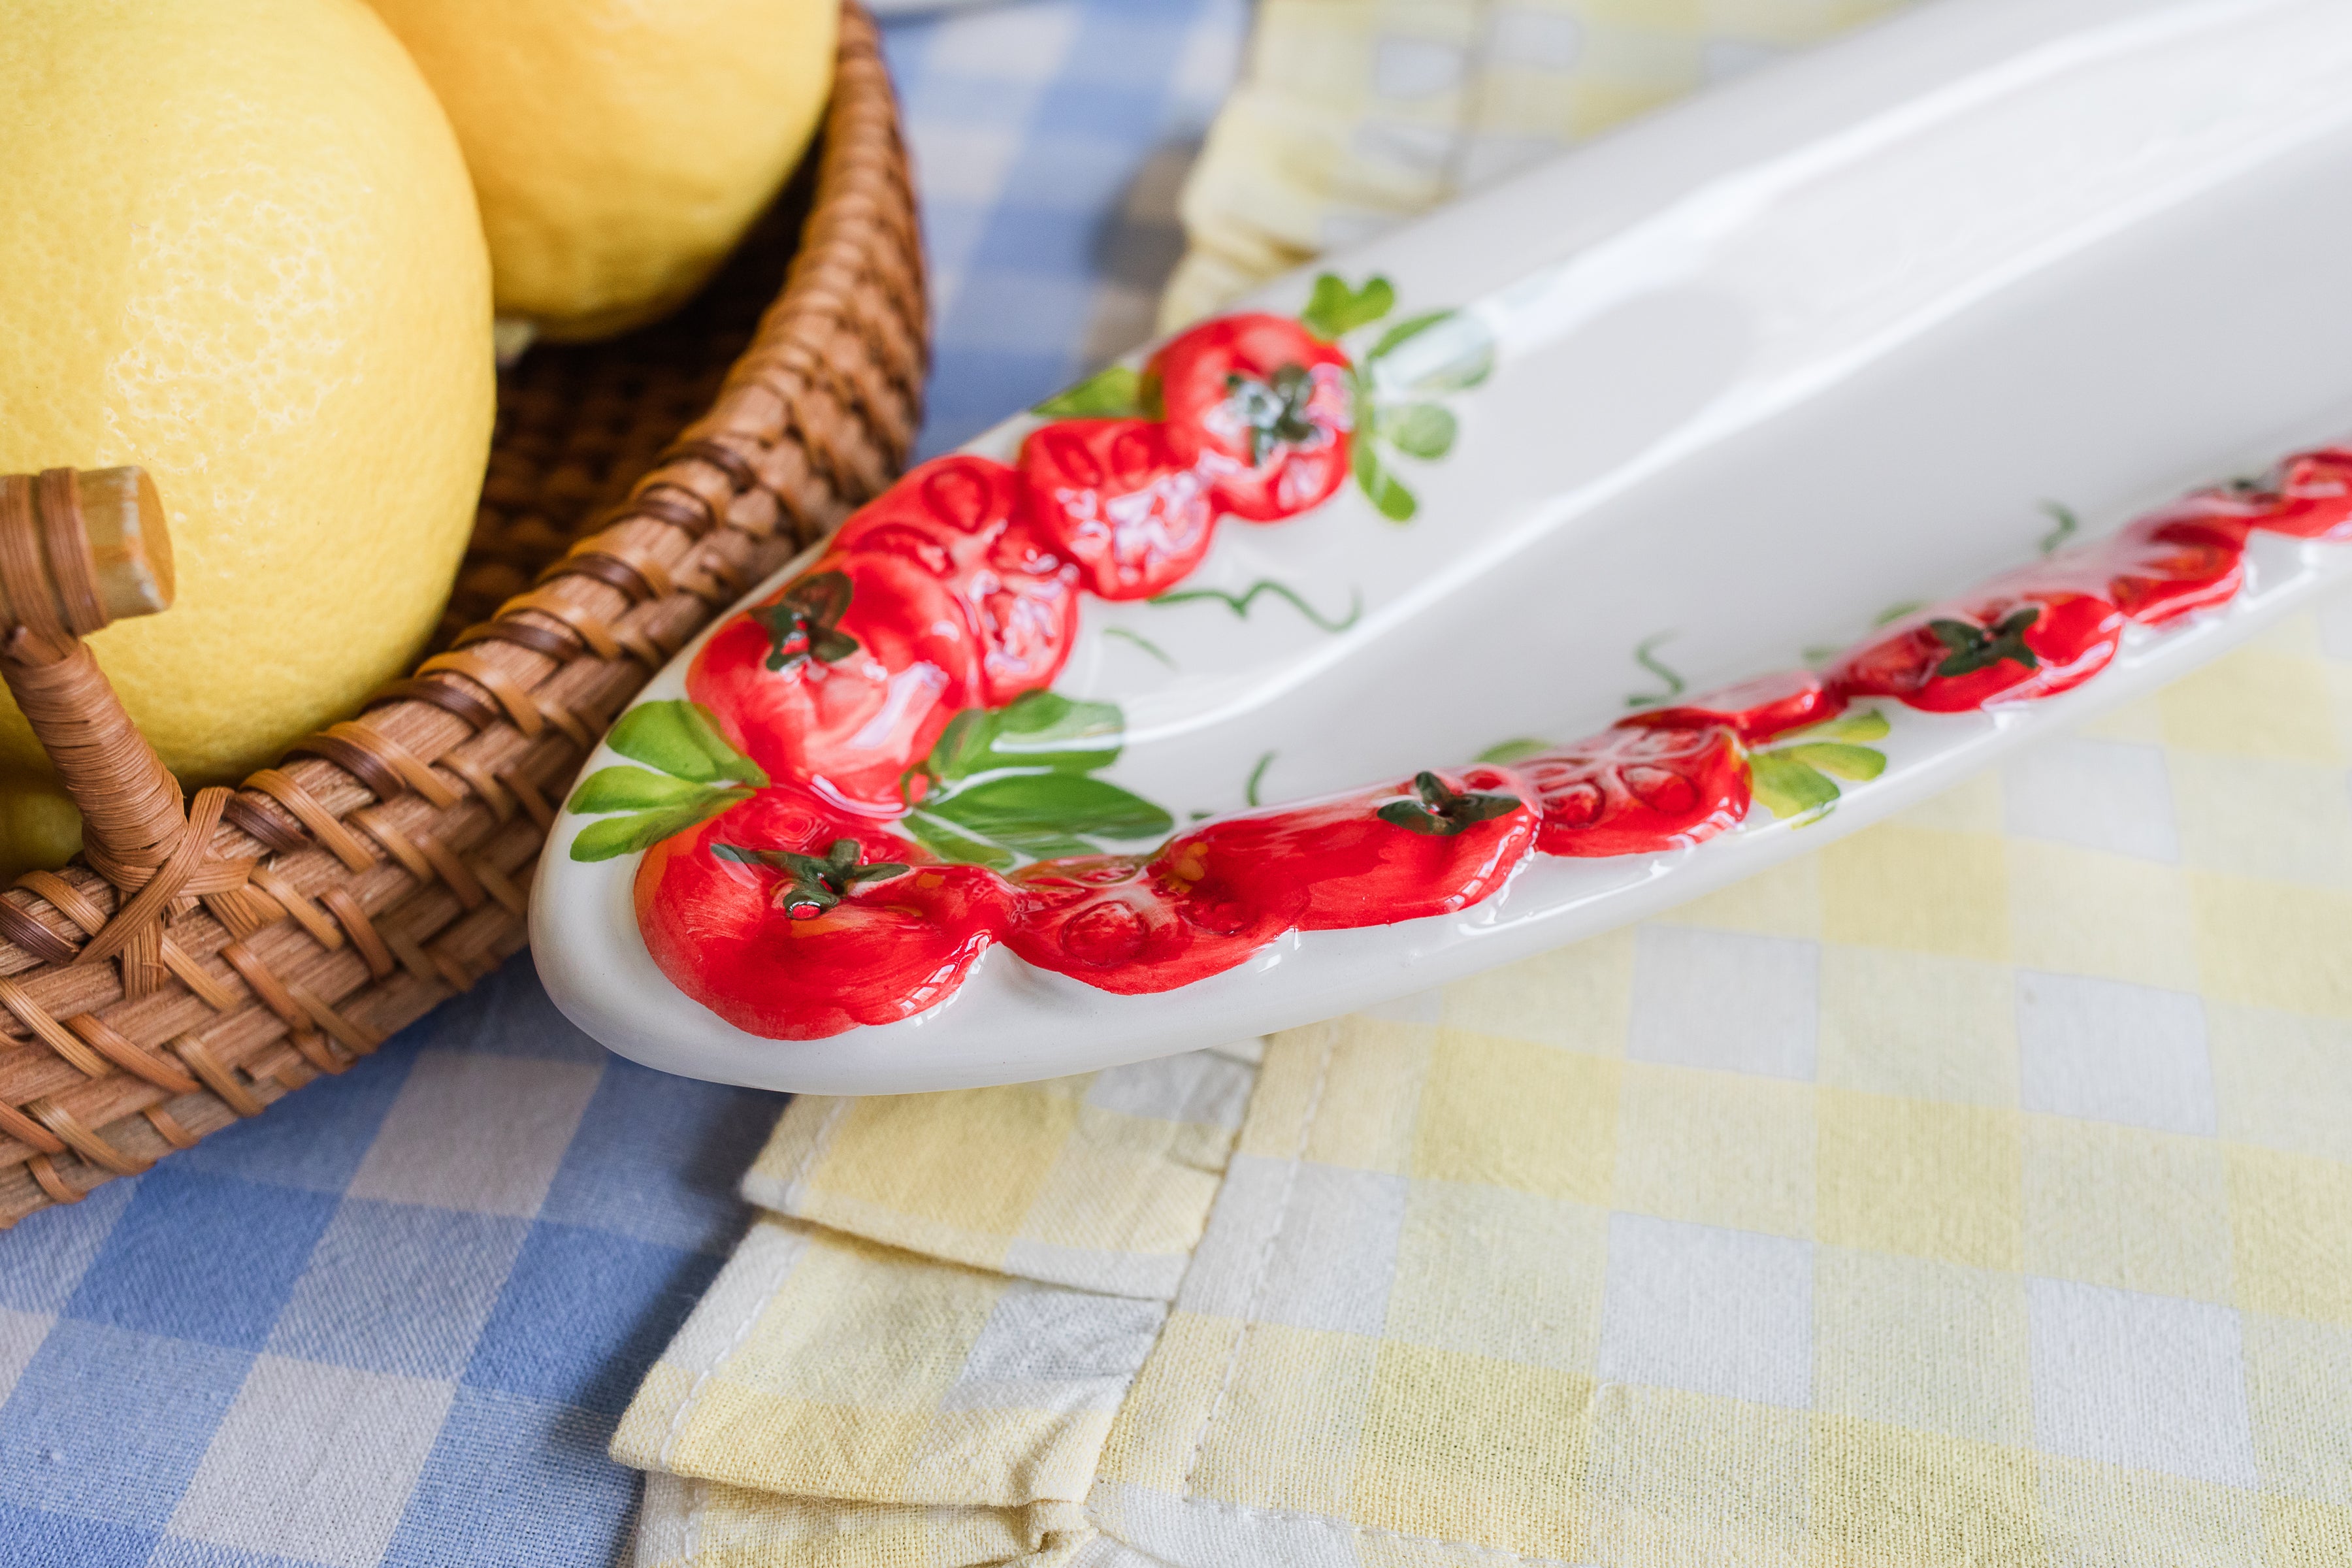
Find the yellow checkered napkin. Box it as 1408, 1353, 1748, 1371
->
619, 604, 2352, 1566
1162, 0, 1910, 327
610, 1047, 1260, 1565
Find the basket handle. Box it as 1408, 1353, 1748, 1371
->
0, 467, 233, 979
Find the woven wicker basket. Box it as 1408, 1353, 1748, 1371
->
0, 2, 924, 1230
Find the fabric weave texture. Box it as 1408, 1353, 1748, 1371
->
0, 3, 1247, 1562
1160, 0, 1908, 325
618, 604, 2352, 1566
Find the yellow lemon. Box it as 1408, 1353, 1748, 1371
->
368, 0, 838, 343
0, 779, 84, 878
0, 0, 494, 874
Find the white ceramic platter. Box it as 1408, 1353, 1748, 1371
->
536, 0, 2352, 1092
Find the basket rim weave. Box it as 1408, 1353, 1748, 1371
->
0, 0, 926, 1230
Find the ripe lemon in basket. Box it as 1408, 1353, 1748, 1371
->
366, 0, 839, 344
0, 0, 494, 874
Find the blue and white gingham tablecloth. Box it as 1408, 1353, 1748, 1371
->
0, 3, 1243, 1561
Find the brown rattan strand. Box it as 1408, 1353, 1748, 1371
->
0, 1, 924, 1228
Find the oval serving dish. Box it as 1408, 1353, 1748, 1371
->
536, 0, 2352, 1094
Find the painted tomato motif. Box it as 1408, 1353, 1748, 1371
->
1832, 590, 2123, 711
1019, 418, 1218, 600
565, 278, 2340, 1046
829, 455, 1028, 578
1618, 669, 1847, 746
1152, 313, 1355, 522
2255, 448, 2352, 540
634, 788, 1015, 1039
2019, 505, 2252, 628
1177, 768, 1537, 930
687, 553, 980, 810
1004, 850, 1307, 995
962, 519, 1085, 706
1522, 725, 1751, 857
829, 454, 1083, 706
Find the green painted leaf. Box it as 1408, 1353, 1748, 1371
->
898, 811, 1016, 871
1749, 751, 1840, 823
566, 790, 751, 862
566, 766, 711, 815
993, 690, 1123, 762
606, 700, 768, 788
1872, 599, 1926, 628
1300, 274, 1396, 340
1794, 710, 1891, 745
1033, 364, 1153, 419
1353, 440, 1418, 522
926, 690, 1124, 783
1782, 742, 1886, 783
1377, 403, 1456, 461
925, 709, 995, 785
1367, 310, 1453, 362
1475, 738, 1553, 765
987, 826, 1103, 860
925, 772, 1173, 849
1365, 309, 1495, 393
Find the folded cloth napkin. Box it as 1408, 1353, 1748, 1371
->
616, 608, 2352, 1565
1160, 0, 1911, 327
615, 1045, 1262, 1565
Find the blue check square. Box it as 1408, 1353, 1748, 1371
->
463, 1223, 722, 1416
65, 1169, 335, 1350
0, 1501, 157, 1568
380, 1388, 636, 1568
537, 1059, 776, 1256
0, 1320, 252, 1529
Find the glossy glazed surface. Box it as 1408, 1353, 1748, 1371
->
537, 0, 2352, 1091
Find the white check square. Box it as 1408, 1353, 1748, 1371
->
0, 1306, 52, 1407
1630, 926, 1820, 1082
2016, 971, 2215, 1135
2001, 736, 2180, 862
1597, 1213, 1813, 1408
166, 1354, 454, 1568
2029, 1277, 2257, 1489
348, 1051, 601, 1218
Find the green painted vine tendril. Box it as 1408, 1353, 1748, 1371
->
1150, 579, 1364, 634
1103, 626, 1175, 668
1624, 632, 1687, 709
1245, 751, 1275, 808
2039, 502, 2081, 556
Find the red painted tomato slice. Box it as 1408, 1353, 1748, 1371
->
1618, 669, 1846, 745
1179, 767, 1538, 930
2010, 504, 2251, 628
2254, 448, 2352, 540
830, 454, 1028, 577
830, 455, 1084, 706
1004, 851, 1307, 995
1019, 418, 1218, 600
1522, 726, 1750, 857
